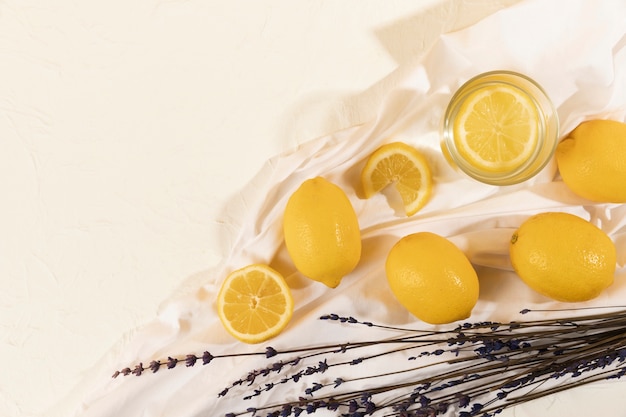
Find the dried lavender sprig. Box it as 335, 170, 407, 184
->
220, 325, 466, 400
112, 315, 459, 380
220, 308, 626, 417
212, 318, 604, 412
111, 308, 626, 417
221, 313, 543, 402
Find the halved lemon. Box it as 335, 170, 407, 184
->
453, 84, 540, 173
361, 142, 432, 216
217, 264, 294, 344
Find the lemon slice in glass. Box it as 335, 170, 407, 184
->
452, 84, 540, 173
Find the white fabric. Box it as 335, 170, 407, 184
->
68, 0, 626, 416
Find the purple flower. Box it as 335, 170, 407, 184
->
202, 351, 214, 365
149, 360, 161, 373
456, 393, 470, 408
185, 355, 197, 367
132, 363, 144, 376
265, 347, 278, 358
166, 357, 178, 369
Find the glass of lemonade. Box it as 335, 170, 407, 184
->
441, 71, 559, 185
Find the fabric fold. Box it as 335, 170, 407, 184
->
69, 1, 626, 416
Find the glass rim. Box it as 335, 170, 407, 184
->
441, 70, 559, 185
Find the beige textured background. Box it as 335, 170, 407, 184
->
0, 1, 521, 416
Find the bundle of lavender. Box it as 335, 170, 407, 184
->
113, 307, 626, 417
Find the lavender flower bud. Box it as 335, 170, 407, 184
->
265, 347, 278, 358
202, 351, 214, 365
149, 360, 161, 373
132, 363, 144, 376
166, 357, 178, 369
185, 355, 197, 367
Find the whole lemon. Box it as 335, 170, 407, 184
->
385, 232, 479, 324
556, 119, 626, 202
283, 177, 361, 288
509, 212, 616, 302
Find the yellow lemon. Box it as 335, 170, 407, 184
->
556, 119, 626, 202
453, 83, 540, 173
283, 176, 361, 288
217, 264, 294, 344
509, 212, 616, 302
385, 232, 479, 324
361, 142, 433, 216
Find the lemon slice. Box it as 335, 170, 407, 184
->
361, 142, 433, 216
453, 84, 540, 172
217, 264, 294, 344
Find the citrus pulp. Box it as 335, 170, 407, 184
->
361, 142, 433, 216
217, 264, 294, 344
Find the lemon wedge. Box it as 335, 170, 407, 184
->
361, 142, 432, 216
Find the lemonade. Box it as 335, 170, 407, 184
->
441, 71, 559, 185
